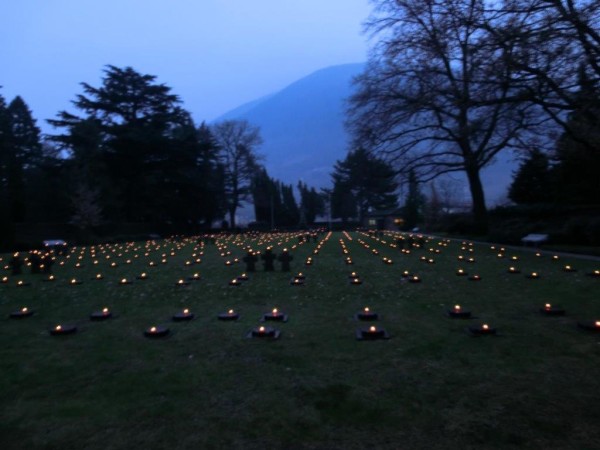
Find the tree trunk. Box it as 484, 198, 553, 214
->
228, 206, 236, 229
465, 165, 488, 234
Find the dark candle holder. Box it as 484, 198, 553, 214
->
172, 309, 194, 321
248, 325, 280, 339
90, 308, 113, 321
144, 325, 170, 338
355, 307, 379, 321
262, 309, 288, 322
447, 305, 471, 318
356, 325, 390, 340
10, 307, 34, 318
467, 323, 496, 336
577, 320, 600, 332
50, 324, 77, 336
540, 304, 565, 316
218, 309, 239, 321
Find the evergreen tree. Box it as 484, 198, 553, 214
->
251, 167, 274, 224
0, 92, 13, 248
298, 181, 325, 225
331, 148, 398, 221
508, 150, 553, 205
49, 65, 216, 226
280, 183, 300, 227
331, 179, 356, 224
552, 68, 600, 205
6, 96, 42, 222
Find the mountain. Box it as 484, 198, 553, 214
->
216, 63, 364, 189
216, 63, 516, 206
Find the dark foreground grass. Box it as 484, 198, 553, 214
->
1, 231, 600, 449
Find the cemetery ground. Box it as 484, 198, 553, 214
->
1, 231, 600, 449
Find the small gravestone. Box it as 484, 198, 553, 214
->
540, 303, 565, 316
9, 254, 23, 275
447, 305, 471, 318
218, 309, 239, 321
262, 308, 288, 322
278, 249, 293, 272
242, 251, 258, 272
144, 325, 170, 338
172, 308, 194, 322
90, 308, 113, 321
261, 248, 277, 271
356, 325, 390, 340
50, 324, 77, 336
355, 307, 378, 321
10, 307, 34, 319
247, 325, 280, 340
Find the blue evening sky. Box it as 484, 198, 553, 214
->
1, 0, 370, 133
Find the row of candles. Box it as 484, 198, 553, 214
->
10, 301, 600, 337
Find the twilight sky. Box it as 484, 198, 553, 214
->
1, 0, 371, 134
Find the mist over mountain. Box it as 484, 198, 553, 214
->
216, 63, 517, 206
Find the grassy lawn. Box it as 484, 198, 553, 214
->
1, 231, 600, 449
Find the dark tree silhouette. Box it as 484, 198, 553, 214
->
331, 148, 398, 222
349, 0, 540, 232
508, 149, 553, 205
211, 120, 263, 228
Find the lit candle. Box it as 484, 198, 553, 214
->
369, 325, 377, 333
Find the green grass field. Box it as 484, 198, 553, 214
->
1, 231, 600, 449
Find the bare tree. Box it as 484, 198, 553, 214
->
348, 0, 543, 232
211, 120, 263, 228
486, 0, 600, 137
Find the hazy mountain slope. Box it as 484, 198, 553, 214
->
216, 63, 516, 206
216, 63, 364, 189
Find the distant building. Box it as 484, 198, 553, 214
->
363, 208, 405, 230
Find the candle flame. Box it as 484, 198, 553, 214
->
102, 308, 109, 314
369, 326, 377, 332
183, 309, 189, 314
55, 325, 62, 331
228, 309, 234, 314
22, 307, 28, 312
272, 308, 278, 315
259, 326, 265, 333
545, 303, 551, 309
482, 324, 489, 330
150, 326, 157, 333
595, 321, 600, 327
364, 307, 370, 312
454, 305, 461, 311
